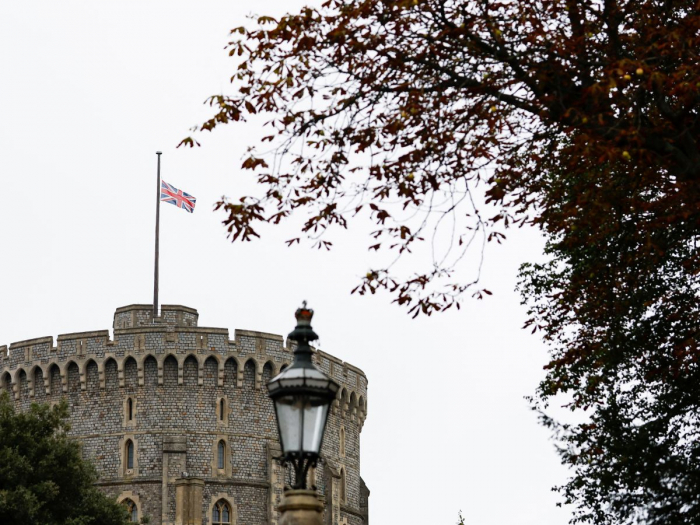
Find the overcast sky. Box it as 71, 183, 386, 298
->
0, 2, 573, 524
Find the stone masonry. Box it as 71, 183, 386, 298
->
0, 304, 369, 525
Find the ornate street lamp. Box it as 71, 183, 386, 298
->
267, 302, 340, 490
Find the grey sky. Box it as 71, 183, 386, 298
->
0, 2, 572, 523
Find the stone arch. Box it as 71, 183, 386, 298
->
216, 393, 229, 426
223, 357, 238, 388
262, 360, 275, 384
209, 493, 238, 525
211, 436, 231, 477
339, 388, 349, 416
104, 357, 118, 390
243, 358, 257, 390
163, 354, 178, 387
124, 356, 138, 390
85, 359, 99, 392
217, 439, 226, 469
182, 354, 199, 387
340, 467, 347, 503
66, 361, 80, 393
124, 394, 136, 428
117, 491, 142, 523
12, 366, 26, 392
204, 356, 219, 388
18, 369, 29, 402
280, 362, 289, 372
29, 365, 44, 399
340, 425, 346, 457
80, 358, 94, 381
1, 371, 11, 395
143, 355, 158, 387
349, 391, 358, 421
48, 363, 61, 397
121, 435, 138, 477
358, 395, 366, 422
138, 353, 157, 369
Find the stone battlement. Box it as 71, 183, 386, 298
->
1, 304, 368, 428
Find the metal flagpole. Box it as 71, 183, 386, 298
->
153, 151, 162, 322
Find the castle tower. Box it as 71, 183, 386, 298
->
0, 304, 368, 525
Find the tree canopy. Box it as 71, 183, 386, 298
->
0, 393, 134, 525
518, 155, 700, 523
183, 0, 700, 314
183, 1, 700, 522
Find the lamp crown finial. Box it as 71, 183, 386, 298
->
295, 302, 314, 325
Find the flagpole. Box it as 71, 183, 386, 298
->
153, 151, 162, 322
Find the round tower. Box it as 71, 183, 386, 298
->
0, 304, 368, 525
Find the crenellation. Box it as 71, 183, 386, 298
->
3, 342, 366, 395
8, 336, 53, 369
114, 304, 200, 331
8, 335, 54, 350
58, 330, 111, 342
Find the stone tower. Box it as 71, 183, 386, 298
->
0, 304, 369, 525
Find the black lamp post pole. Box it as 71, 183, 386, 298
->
284, 302, 320, 490
267, 303, 339, 525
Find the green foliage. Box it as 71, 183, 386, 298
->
0, 392, 132, 525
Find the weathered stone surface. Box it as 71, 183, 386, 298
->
279, 490, 324, 525
0, 304, 369, 525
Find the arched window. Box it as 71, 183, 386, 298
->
212, 499, 232, 524
1, 372, 10, 394
340, 467, 347, 503
219, 398, 225, 421
340, 389, 349, 418
126, 440, 134, 470
123, 498, 138, 522
127, 398, 134, 421
217, 440, 225, 470
340, 426, 346, 457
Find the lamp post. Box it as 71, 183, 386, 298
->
267, 303, 340, 525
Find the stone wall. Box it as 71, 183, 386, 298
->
0, 304, 368, 525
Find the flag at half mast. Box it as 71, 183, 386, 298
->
161, 181, 196, 213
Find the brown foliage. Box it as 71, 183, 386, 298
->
183, 0, 700, 318
184, 2, 700, 520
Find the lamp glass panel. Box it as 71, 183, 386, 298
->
302, 397, 329, 454
274, 396, 303, 453
274, 394, 331, 455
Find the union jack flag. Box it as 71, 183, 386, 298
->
161, 181, 196, 213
